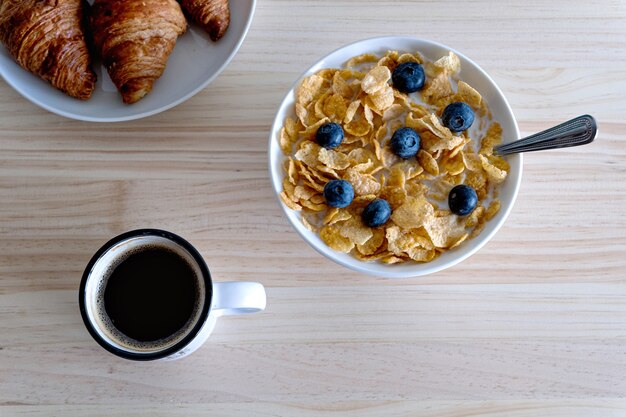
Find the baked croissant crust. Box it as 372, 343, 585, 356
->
90, 0, 187, 104
0, 0, 96, 100
179, 0, 230, 41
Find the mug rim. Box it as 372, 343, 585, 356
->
79, 229, 213, 361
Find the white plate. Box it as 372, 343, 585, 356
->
269, 37, 522, 278
0, 0, 256, 122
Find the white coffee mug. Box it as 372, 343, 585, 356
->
79, 229, 266, 361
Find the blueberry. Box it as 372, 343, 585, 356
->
362, 199, 392, 227
392, 62, 425, 93
316, 122, 344, 149
323, 179, 354, 208
441, 102, 475, 133
390, 127, 420, 159
448, 184, 478, 216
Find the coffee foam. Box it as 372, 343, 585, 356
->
86, 236, 206, 354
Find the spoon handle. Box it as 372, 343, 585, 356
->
494, 115, 597, 156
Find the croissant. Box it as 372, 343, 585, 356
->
0, 0, 96, 100
90, 0, 187, 104
179, 0, 230, 41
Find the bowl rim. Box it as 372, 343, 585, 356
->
268, 36, 522, 278
0, 0, 257, 122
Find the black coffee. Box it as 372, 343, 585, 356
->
103, 246, 199, 342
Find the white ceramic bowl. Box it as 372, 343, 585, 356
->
269, 36, 522, 278
0, 0, 256, 122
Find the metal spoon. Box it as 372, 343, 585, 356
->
493, 114, 597, 156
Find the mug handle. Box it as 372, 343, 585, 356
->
211, 282, 266, 317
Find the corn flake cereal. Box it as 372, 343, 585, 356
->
278, 50, 510, 264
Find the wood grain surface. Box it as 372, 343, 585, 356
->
1, 0, 626, 416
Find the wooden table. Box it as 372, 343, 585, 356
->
1, 1, 625, 415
